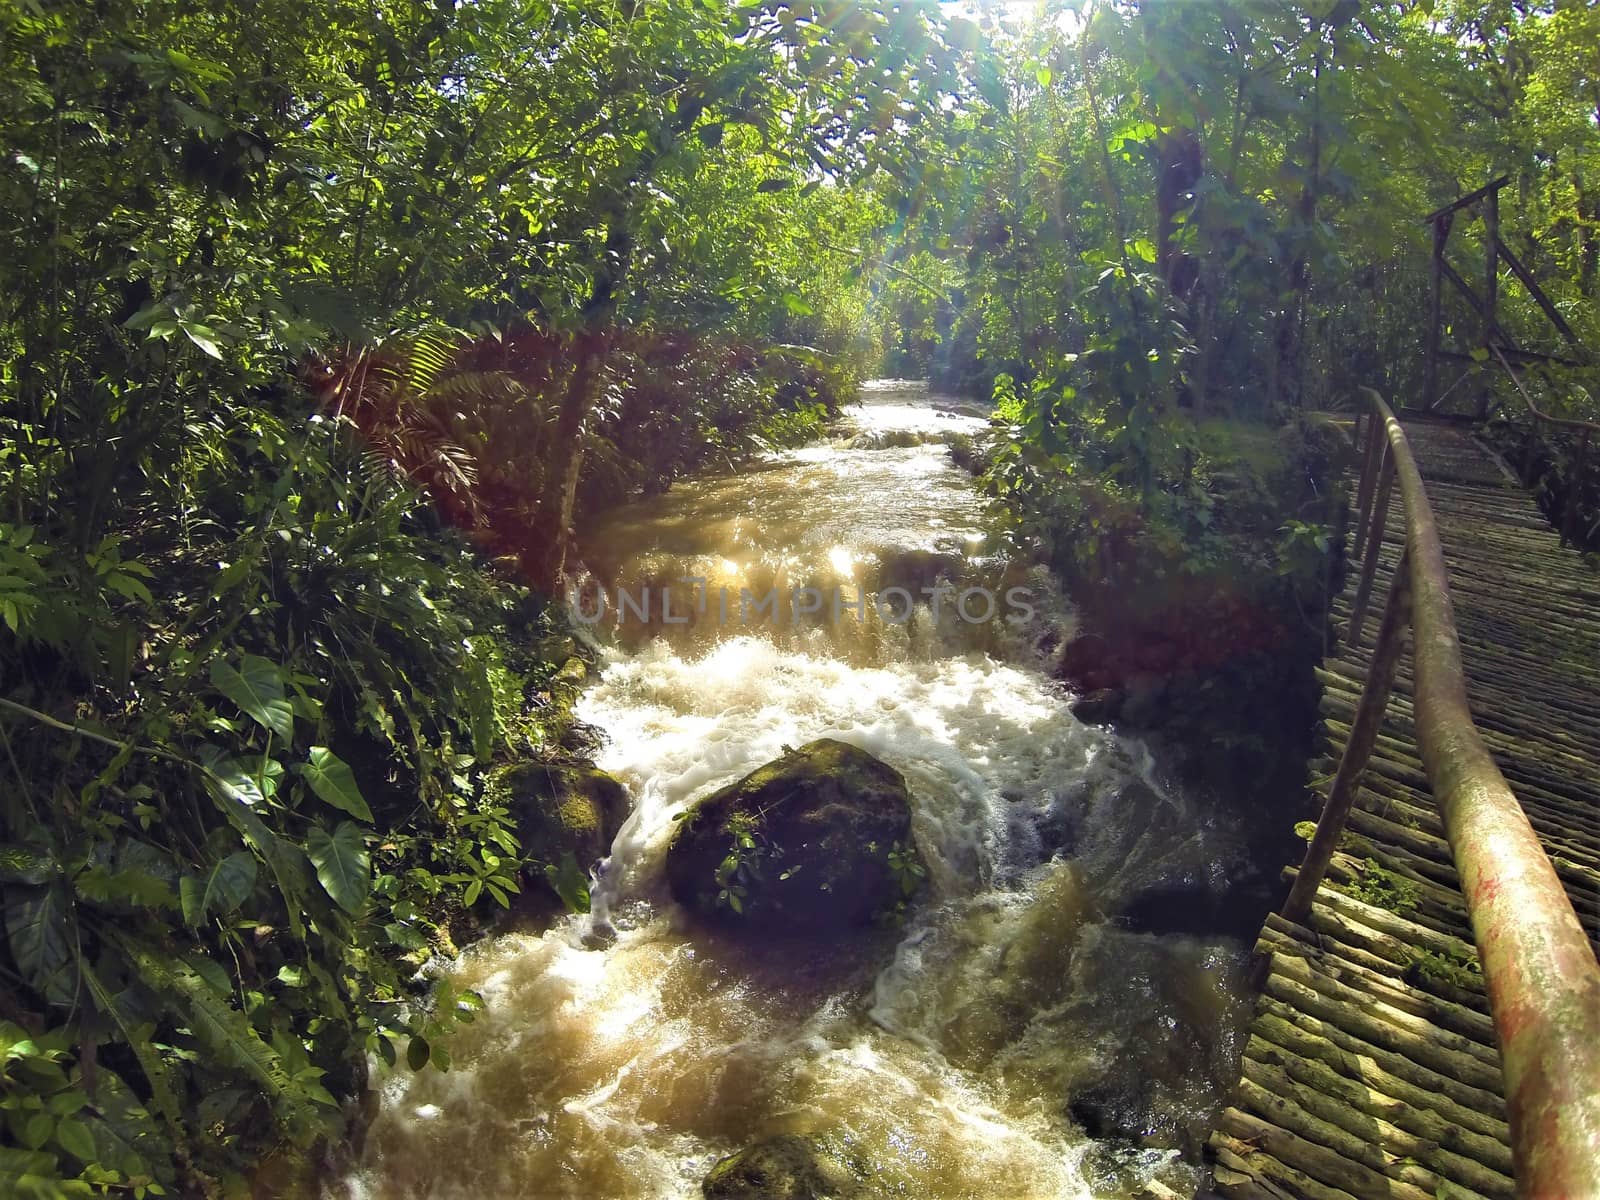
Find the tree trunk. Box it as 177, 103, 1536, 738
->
530, 216, 633, 592
1274, 43, 1323, 411
530, 338, 600, 590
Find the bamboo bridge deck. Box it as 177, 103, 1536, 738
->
1206, 417, 1600, 1200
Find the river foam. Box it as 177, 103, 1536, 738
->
338, 385, 1252, 1199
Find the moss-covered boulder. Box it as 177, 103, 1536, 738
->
702, 1135, 863, 1199
666, 739, 918, 933
492, 762, 629, 903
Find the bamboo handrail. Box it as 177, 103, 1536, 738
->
1285, 388, 1600, 1194
1490, 343, 1600, 435
1489, 344, 1597, 546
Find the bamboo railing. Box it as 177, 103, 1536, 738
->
1281, 388, 1600, 1195
1488, 343, 1598, 548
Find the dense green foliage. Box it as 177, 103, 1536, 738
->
0, 0, 959, 1193
2, 0, 1597, 1193
868, 0, 1598, 562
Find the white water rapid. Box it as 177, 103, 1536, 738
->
339, 382, 1256, 1199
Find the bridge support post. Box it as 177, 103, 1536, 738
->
1478, 187, 1499, 420
1349, 414, 1382, 562
1423, 214, 1449, 411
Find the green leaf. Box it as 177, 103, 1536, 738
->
384, 922, 428, 950
210, 655, 294, 741
5, 883, 76, 1006
181, 322, 224, 360
74, 865, 177, 911
543, 852, 590, 914
0, 1147, 55, 1179
199, 765, 310, 939
54, 1116, 96, 1161
179, 852, 257, 927
105, 571, 155, 605
1036, 66, 1052, 87
21, 1111, 54, 1149
406, 1036, 430, 1072
697, 122, 724, 147
47, 1089, 87, 1116
81, 965, 184, 1141
123, 301, 171, 332
0, 845, 55, 885
755, 178, 791, 193
124, 946, 291, 1105
198, 747, 266, 807
297, 747, 372, 822
306, 822, 370, 914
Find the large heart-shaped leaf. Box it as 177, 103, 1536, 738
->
306, 823, 370, 914
297, 747, 372, 822
210, 655, 294, 741
179, 852, 258, 927
197, 746, 266, 808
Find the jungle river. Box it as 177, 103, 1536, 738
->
339, 382, 1257, 1198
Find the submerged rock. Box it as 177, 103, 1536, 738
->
1070, 1079, 1154, 1146
702, 1135, 863, 1200
1070, 687, 1125, 725
1115, 877, 1230, 939
943, 860, 1099, 1068
666, 739, 918, 934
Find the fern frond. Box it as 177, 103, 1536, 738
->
426, 370, 527, 410
82, 962, 186, 1141
375, 326, 464, 401
125, 945, 293, 1107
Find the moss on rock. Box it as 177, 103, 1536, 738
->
666, 738, 918, 934
491, 762, 630, 907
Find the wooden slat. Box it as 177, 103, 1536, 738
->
1209, 418, 1600, 1198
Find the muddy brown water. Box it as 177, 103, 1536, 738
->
338, 382, 1255, 1199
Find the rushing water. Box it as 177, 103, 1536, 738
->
341, 382, 1256, 1198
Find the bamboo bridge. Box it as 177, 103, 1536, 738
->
1206, 394, 1600, 1199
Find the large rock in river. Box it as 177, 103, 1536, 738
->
702, 1135, 863, 1199
666, 739, 917, 933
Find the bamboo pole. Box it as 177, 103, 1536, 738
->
1283, 552, 1410, 924
1211, 1135, 1358, 1200
1250, 1009, 1510, 1145
1361, 389, 1600, 1194
1217, 1106, 1439, 1200
1256, 991, 1508, 1117
1241, 1051, 1515, 1197
1347, 450, 1395, 648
